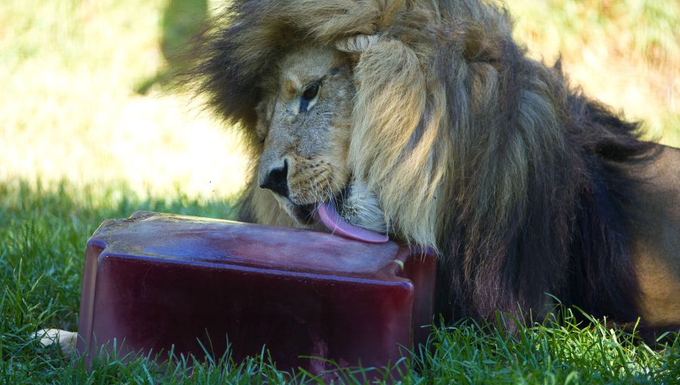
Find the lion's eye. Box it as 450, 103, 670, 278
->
302, 82, 319, 101
300, 82, 320, 113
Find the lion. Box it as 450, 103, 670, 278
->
40, 0, 679, 355
190, 0, 680, 332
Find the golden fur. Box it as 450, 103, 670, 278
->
190, 0, 680, 331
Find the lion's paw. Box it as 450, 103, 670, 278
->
34, 328, 77, 358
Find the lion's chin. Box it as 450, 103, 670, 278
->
290, 203, 317, 225
272, 195, 318, 226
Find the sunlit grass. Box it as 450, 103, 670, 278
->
0, 0, 248, 200
508, 0, 679, 145
0, 1, 677, 204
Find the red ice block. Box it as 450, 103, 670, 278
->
76, 211, 436, 373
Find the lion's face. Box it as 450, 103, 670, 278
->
255, 45, 386, 233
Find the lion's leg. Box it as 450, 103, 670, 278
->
34, 329, 77, 358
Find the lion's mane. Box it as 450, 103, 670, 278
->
190, 0, 659, 324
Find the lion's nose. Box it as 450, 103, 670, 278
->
260, 160, 289, 197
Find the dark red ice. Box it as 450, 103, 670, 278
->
77, 211, 436, 374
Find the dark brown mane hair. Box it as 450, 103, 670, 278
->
186, 0, 661, 328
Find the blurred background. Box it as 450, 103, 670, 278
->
1, 0, 678, 202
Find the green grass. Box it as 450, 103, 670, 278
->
0, 181, 678, 384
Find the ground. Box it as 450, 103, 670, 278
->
0, 0, 678, 383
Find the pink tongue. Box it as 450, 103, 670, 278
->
315, 202, 389, 243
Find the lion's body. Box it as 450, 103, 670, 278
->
190, 0, 680, 333
627, 146, 680, 326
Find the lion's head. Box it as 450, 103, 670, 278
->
192, 0, 537, 251
192, 0, 660, 325
252, 44, 387, 235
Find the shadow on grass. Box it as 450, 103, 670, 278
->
135, 0, 209, 94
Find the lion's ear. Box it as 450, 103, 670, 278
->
336, 34, 380, 67
336, 34, 380, 53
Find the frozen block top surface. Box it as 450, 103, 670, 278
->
89, 211, 408, 280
